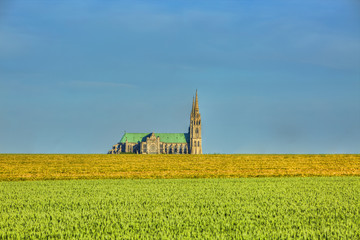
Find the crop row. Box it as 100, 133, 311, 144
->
0, 177, 359, 239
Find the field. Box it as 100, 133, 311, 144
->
1, 177, 359, 239
0, 154, 359, 180
1, 154, 359, 239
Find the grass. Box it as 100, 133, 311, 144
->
1, 177, 359, 239
0, 154, 359, 181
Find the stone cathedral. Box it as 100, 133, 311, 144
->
108, 91, 202, 154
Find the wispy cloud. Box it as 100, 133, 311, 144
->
0, 27, 36, 57
68, 81, 135, 88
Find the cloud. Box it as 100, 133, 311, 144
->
68, 81, 135, 88
0, 27, 36, 57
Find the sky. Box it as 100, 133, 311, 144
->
0, 0, 359, 154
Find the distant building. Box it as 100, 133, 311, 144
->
108, 91, 202, 154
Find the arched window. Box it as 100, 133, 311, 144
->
198, 141, 200, 147
195, 128, 198, 134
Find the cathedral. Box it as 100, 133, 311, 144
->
108, 91, 202, 154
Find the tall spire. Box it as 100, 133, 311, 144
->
195, 90, 199, 113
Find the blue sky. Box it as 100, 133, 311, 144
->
0, 0, 359, 154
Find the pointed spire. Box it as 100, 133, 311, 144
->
195, 90, 199, 112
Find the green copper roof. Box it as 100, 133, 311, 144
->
119, 133, 189, 143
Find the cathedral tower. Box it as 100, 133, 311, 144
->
189, 90, 202, 154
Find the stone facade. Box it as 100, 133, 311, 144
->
108, 91, 202, 154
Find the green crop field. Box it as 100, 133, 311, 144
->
1, 154, 359, 238
1, 177, 359, 239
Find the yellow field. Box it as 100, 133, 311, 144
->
0, 154, 359, 181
